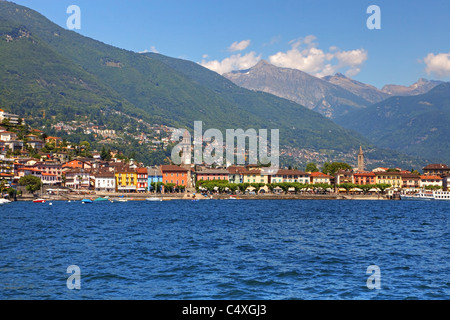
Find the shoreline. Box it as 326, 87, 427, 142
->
13, 192, 389, 202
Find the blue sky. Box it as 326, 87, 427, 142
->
10, 0, 450, 88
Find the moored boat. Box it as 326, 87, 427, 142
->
146, 197, 162, 202
401, 190, 450, 201
0, 198, 12, 205
33, 199, 46, 203
82, 199, 93, 204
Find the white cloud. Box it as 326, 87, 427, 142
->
139, 46, 159, 54
200, 51, 261, 75
268, 35, 368, 78
424, 52, 450, 78
229, 40, 251, 52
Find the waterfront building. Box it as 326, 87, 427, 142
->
227, 166, 245, 184
136, 167, 148, 192
115, 166, 137, 193
400, 173, 421, 191
34, 161, 63, 185
353, 171, 376, 185
422, 164, 450, 177
161, 165, 188, 187
310, 172, 332, 185
375, 171, 402, 188
335, 170, 355, 185
241, 168, 269, 184
94, 171, 116, 193
64, 169, 91, 190
270, 169, 310, 184
148, 167, 163, 192
420, 175, 443, 189
196, 168, 230, 182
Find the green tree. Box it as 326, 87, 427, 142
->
338, 183, 357, 193
19, 175, 42, 194
305, 162, 319, 173
376, 183, 391, 194
227, 183, 238, 194
323, 162, 353, 176
250, 183, 265, 194
360, 184, 375, 194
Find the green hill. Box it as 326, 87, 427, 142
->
334, 83, 450, 162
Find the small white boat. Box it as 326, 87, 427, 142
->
0, 198, 11, 205
146, 197, 162, 202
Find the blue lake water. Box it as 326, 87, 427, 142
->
0, 200, 448, 300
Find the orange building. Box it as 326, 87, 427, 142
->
353, 172, 376, 185
161, 165, 189, 186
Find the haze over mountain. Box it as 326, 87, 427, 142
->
334, 82, 450, 162
224, 60, 372, 119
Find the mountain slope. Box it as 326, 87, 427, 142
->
322, 73, 389, 104
381, 78, 444, 96
0, 19, 146, 122
334, 82, 450, 162
0, 1, 374, 153
223, 60, 372, 119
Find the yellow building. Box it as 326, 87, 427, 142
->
241, 169, 270, 184
375, 172, 402, 188
115, 166, 137, 193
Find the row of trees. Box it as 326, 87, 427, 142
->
195, 180, 396, 195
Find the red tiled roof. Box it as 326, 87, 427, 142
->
423, 164, 449, 170
136, 167, 148, 174
420, 175, 442, 180
310, 172, 332, 178
160, 165, 188, 172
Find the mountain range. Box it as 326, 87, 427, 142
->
224, 61, 444, 119
0, 1, 440, 168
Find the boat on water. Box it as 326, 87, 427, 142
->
82, 199, 93, 204
0, 198, 11, 205
33, 199, 46, 203
146, 197, 162, 202
94, 197, 109, 202
401, 190, 450, 201
110, 198, 128, 203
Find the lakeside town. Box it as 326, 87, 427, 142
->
1, 108, 449, 202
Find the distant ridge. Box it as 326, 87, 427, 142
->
322, 73, 389, 104
224, 60, 371, 119
381, 78, 444, 96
